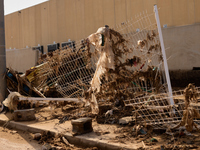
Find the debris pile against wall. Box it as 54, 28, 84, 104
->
170, 84, 200, 132
3, 22, 200, 130
5, 25, 165, 102
2, 8, 200, 149
84, 26, 165, 114
5, 49, 94, 98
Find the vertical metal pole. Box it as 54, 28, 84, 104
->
0, 0, 6, 102
154, 5, 174, 106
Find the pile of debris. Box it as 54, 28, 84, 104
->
1, 24, 200, 150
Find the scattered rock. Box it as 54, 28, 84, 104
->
95, 131, 101, 136
42, 143, 52, 150
10, 130, 18, 134
33, 133, 42, 140
119, 116, 135, 125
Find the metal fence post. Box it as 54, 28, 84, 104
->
0, 0, 6, 102
154, 5, 174, 107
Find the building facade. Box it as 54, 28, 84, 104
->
5, 0, 200, 71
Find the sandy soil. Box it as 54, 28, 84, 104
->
1, 91, 200, 150
0, 125, 98, 150
33, 105, 200, 150
0, 126, 41, 150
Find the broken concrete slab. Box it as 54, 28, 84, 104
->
13, 108, 36, 121
71, 117, 93, 135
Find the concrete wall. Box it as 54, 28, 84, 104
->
6, 48, 37, 72
4, 0, 200, 53
4, 0, 200, 72
6, 23, 200, 72
163, 23, 200, 70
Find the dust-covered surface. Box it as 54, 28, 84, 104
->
2, 112, 200, 150
0, 126, 41, 150
1, 81, 200, 149
0, 125, 99, 150
37, 130, 99, 150
2, 17, 200, 150
8, 88, 198, 150
5, 25, 170, 126
0, 83, 200, 150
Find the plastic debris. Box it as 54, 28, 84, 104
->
150, 138, 158, 142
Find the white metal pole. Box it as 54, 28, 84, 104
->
154, 5, 174, 106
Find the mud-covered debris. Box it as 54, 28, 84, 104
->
3, 92, 21, 111
161, 144, 198, 150
42, 143, 52, 150
184, 83, 198, 108
33, 133, 42, 140
119, 116, 135, 125
13, 108, 36, 121
171, 84, 200, 132
62, 137, 74, 147
84, 26, 164, 115
71, 117, 93, 135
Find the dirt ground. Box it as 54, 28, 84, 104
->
0, 126, 41, 150
1, 85, 200, 150
32, 103, 200, 150
0, 125, 99, 150
1, 104, 200, 150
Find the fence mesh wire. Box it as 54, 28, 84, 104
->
30, 10, 200, 127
